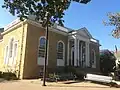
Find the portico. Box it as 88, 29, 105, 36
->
67, 28, 98, 68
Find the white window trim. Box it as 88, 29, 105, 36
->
8, 36, 15, 66
7, 36, 19, 66
12, 41, 18, 65
37, 36, 49, 65
9, 38, 14, 58
4, 45, 9, 65
4, 36, 18, 66
8, 36, 15, 57
57, 40, 65, 66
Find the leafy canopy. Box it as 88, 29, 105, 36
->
104, 13, 120, 38
2, 0, 91, 27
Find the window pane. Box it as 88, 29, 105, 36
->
38, 51, 45, 57
14, 43, 17, 57
91, 50, 95, 63
57, 53, 63, 59
40, 38, 45, 47
57, 42, 64, 59
4, 46, 8, 64
9, 38, 14, 58
38, 37, 45, 58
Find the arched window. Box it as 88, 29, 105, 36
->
91, 49, 96, 68
57, 41, 64, 59
38, 37, 46, 58
9, 38, 14, 58
57, 41, 65, 66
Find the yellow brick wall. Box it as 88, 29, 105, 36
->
22, 23, 68, 78
0, 22, 28, 79
0, 40, 3, 69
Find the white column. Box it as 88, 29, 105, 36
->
88, 42, 90, 67
85, 42, 87, 67
86, 42, 90, 67
80, 42, 82, 67
67, 40, 69, 66
77, 40, 79, 66
74, 38, 77, 66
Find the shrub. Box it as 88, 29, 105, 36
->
0, 71, 2, 78
2, 72, 18, 80
100, 49, 116, 75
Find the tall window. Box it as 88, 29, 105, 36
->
9, 38, 14, 58
14, 43, 17, 58
38, 37, 46, 57
91, 49, 96, 64
12, 43, 18, 65
57, 41, 64, 59
4, 46, 8, 64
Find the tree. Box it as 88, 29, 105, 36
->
100, 49, 116, 75
2, 0, 91, 86
104, 13, 120, 38
2, 0, 91, 26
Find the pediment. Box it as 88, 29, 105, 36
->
76, 27, 92, 38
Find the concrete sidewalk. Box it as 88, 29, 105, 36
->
0, 80, 119, 90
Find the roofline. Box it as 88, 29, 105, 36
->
1, 19, 27, 35
27, 19, 68, 36
2, 18, 68, 36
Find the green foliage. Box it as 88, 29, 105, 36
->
0, 71, 2, 78
0, 71, 18, 80
48, 72, 77, 81
104, 12, 120, 38
2, 0, 91, 27
100, 50, 116, 75
2, 72, 18, 80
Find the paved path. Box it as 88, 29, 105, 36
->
0, 80, 119, 90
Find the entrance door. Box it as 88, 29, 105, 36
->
71, 47, 74, 66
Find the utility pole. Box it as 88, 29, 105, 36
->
42, 12, 49, 86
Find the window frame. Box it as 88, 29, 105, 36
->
91, 49, 96, 68
9, 38, 14, 58
57, 40, 65, 66
4, 45, 8, 65
12, 41, 18, 65
38, 36, 46, 58
37, 36, 48, 65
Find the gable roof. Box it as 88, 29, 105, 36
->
77, 27, 93, 38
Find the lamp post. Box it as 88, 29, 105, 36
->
42, 12, 49, 86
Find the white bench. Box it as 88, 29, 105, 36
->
84, 74, 113, 83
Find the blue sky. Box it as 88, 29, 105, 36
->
0, 0, 120, 51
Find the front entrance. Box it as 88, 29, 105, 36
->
79, 41, 86, 68
69, 40, 87, 67
71, 47, 74, 66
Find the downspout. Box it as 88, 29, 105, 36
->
18, 21, 25, 79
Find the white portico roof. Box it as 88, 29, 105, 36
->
68, 27, 99, 44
